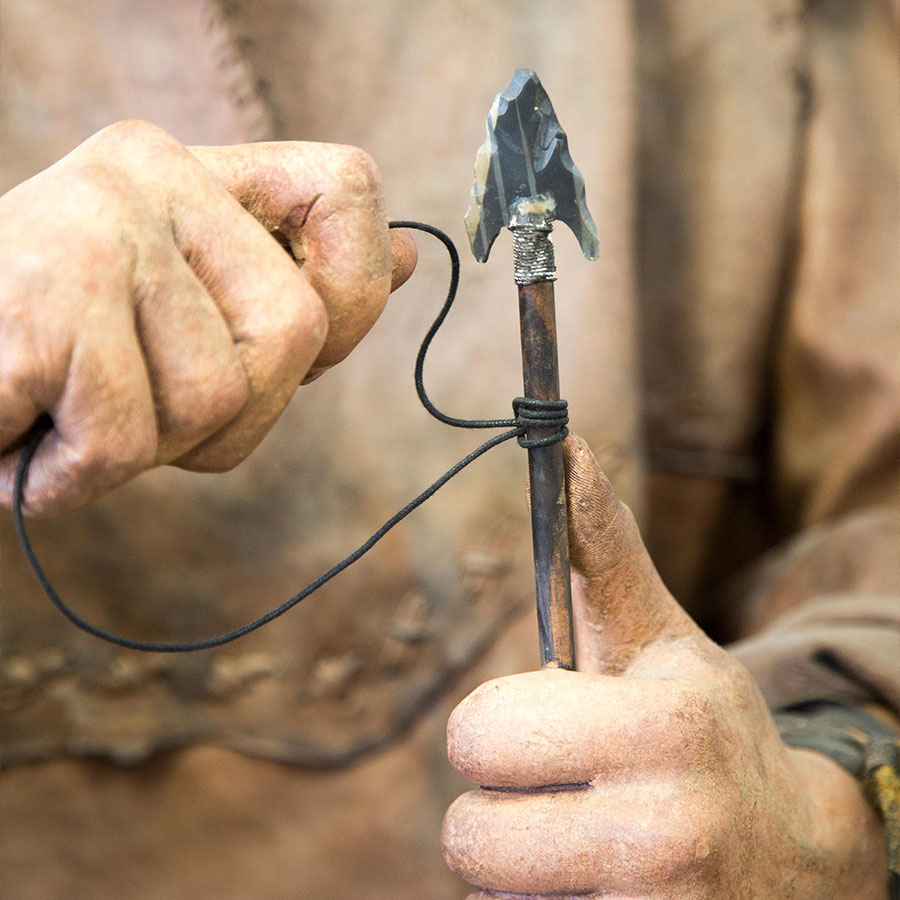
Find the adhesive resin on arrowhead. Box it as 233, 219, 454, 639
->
464, 69, 600, 263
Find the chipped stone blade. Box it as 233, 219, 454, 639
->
464, 69, 600, 263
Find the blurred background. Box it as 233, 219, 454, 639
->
1, 1, 896, 897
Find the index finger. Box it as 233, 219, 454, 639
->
189, 142, 416, 374
447, 669, 701, 788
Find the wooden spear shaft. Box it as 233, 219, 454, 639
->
517, 275, 575, 670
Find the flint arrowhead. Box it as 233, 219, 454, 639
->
464, 69, 599, 263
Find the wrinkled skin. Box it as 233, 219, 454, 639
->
442, 435, 889, 900
0, 120, 416, 515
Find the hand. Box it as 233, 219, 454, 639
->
443, 435, 888, 899
0, 120, 416, 515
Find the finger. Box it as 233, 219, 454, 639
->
0, 351, 58, 509
189, 142, 403, 375
0, 302, 157, 515
463, 895, 612, 900
0, 358, 46, 456
299, 225, 414, 383
130, 242, 249, 464
50, 120, 328, 474
563, 433, 699, 673
463, 895, 610, 900
0, 226, 71, 455
447, 669, 713, 788
152, 146, 328, 472
389, 225, 417, 292
443, 781, 703, 896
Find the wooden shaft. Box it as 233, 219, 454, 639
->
517, 280, 575, 670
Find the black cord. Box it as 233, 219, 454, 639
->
12, 221, 568, 653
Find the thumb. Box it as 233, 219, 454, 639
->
189, 141, 417, 376
563, 433, 700, 674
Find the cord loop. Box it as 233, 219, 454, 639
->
512, 397, 569, 448
12, 221, 570, 652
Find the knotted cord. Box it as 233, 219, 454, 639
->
12, 221, 568, 652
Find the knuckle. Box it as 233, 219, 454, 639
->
207, 358, 251, 424
45, 162, 155, 250
90, 119, 180, 156
64, 159, 129, 200
268, 289, 329, 374
0, 345, 37, 401
167, 357, 249, 438
69, 423, 156, 483
75, 121, 191, 204
719, 652, 763, 702
644, 791, 726, 888
328, 145, 384, 203
295, 288, 330, 348
14, 484, 67, 518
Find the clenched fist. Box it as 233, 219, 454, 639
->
0, 120, 416, 515
443, 435, 888, 899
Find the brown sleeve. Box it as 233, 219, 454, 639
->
729, 508, 900, 714
732, 1, 899, 712
772, 0, 899, 529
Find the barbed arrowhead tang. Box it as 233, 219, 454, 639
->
466, 70, 598, 670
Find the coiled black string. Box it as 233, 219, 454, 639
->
12, 221, 568, 652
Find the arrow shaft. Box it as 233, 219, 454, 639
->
517, 278, 575, 670
467, 70, 593, 670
